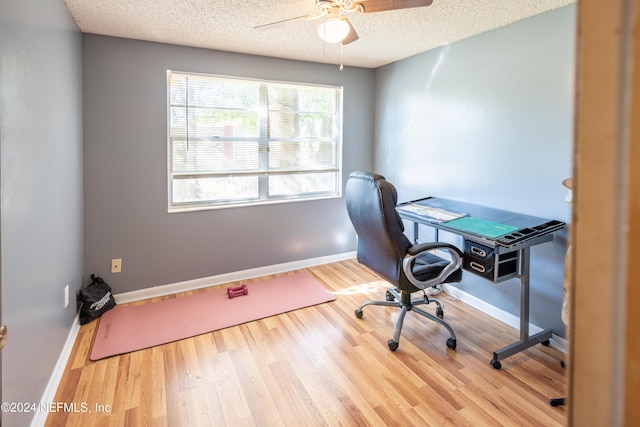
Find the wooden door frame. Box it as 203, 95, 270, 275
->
570, 0, 639, 424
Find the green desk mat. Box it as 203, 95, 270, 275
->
444, 216, 519, 239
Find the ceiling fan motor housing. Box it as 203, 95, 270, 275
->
317, 0, 364, 14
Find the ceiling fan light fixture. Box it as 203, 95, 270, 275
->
317, 17, 350, 43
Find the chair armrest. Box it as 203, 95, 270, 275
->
402, 242, 463, 290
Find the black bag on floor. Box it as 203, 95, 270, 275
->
78, 274, 116, 325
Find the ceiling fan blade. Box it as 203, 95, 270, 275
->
342, 19, 359, 45
356, 0, 433, 13
254, 15, 311, 30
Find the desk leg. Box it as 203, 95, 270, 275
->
489, 246, 553, 369
412, 222, 438, 245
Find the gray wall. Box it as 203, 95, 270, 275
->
0, 0, 83, 426
374, 6, 575, 337
82, 35, 374, 293
0, 6, 575, 425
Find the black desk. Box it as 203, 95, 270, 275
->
397, 197, 565, 369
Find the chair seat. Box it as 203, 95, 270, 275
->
412, 252, 463, 283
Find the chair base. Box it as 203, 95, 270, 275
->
355, 287, 457, 351
549, 398, 565, 407
549, 361, 566, 406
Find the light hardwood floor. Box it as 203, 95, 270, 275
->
46, 260, 567, 426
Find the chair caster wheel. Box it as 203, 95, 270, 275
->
446, 338, 456, 350
541, 339, 550, 346
387, 340, 399, 351
355, 309, 363, 319
385, 290, 395, 301
436, 307, 444, 318
490, 358, 502, 370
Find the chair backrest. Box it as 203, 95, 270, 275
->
345, 171, 412, 285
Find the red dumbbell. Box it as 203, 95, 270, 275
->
227, 284, 248, 298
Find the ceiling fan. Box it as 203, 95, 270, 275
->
255, 0, 434, 45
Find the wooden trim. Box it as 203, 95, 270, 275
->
624, 1, 640, 422
571, 0, 638, 424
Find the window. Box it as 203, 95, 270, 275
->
167, 71, 343, 211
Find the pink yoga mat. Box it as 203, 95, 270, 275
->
90, 272, 335, 361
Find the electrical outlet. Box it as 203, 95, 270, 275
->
64, 285, 70, 308
111, 258, 122, 273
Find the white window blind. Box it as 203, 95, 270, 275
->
167, 71, 343, 211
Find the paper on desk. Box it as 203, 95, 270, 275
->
397, 204, 468, 223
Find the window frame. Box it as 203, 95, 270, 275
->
166, 70, 344, 213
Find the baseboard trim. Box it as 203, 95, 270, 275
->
35, 251, 566, 427
31, 251, 355, 426
443, 284, 567, 354
31, 313, 81, 427
114, 251, 357, 304
114, 255, 567, 353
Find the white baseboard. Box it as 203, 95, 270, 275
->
36, 250, 566, 427
443, 284, 567, 354
31, 313, 82, 427
114, 251, 357, 304
31, 251, 355, 426
114, 254, 567, 353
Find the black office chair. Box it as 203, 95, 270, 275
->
345, 171, 464, 351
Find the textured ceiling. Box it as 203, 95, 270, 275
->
64, 0, 575, 69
